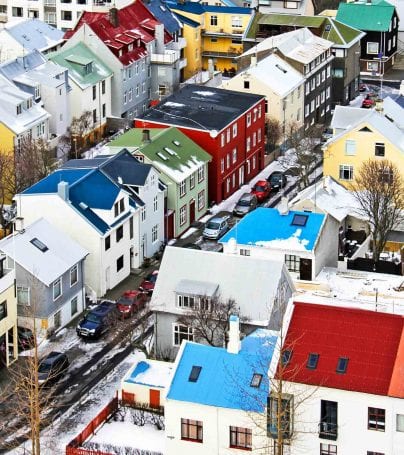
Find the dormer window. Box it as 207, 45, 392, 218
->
34, 85, 41, 100
26, 98, 32, 109
250, 373, 262, 388
114, 198, 125, 217
84, 62, 93, 75
118, 49, 123, 57
128, 43, 133, 52
16, 104, 22, 115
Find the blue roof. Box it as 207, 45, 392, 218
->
7, 19, 64, 52
23, 169, 92, 194
220, 208, 325, 252
174, 12, 201, 28
167, 1, 250, 15
145, 0, 182, 34
167, 329, 277, 412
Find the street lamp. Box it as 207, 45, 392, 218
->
73, 136, 78, 159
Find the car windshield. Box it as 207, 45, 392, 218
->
38, 361, 52, 373
146, 274, 158, 283
206, 221, 220, 229
237, 199, 250, 206
86, 313, 101, 323
254, 185, 266, 192
118, 297, 132, 306
270, 174, 281, 182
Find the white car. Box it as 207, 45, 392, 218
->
203, 216, 229, 240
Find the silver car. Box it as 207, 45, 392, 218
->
203, 216, 229, 240
233, 193, 258, 217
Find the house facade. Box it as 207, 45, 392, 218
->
108, 128, 211, 239
0, 218, 88, 333
136, 84, 265, 204
220, 207, 338, 281
0, 256, 17, 368
150, 246, 294, 359
336, 0, 399, 76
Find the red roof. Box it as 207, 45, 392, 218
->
281, 302, 404, 397
64, 3, 172, 65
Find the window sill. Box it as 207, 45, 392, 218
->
181, 438, 203, 443
230, 445, 252, 451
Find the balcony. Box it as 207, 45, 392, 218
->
179, 57, 187, 70
202, 48, 242, 59
151, 49, 180, 65
318, 422, 338, 441
202, 28, 244, 38
170, 37, 186, 51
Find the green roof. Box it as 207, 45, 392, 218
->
336, 0, 395, 32
48, 42, 113, 88
110, 127, 212, 181
245, 12, 363, 45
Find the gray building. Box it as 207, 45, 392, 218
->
0, 218, 88, 334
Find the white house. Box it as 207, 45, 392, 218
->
273, 301, 404, 455
164, 316, 279, 454
220, 206, 338, 281
150, 246, 295, 359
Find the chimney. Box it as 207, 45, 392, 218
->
155, 23, 165, 55
278, 196, 289, 216
250, 55, 257, 67
58, 181, 69, 201
227, 237, 238, 255
227, 315, 241, 354
109, 7, 119, 28
142, 129, 151, 143
208, 58, 214, 79
14, 216, 24, 233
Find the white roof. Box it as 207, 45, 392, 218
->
242, 54, 304, 97
241, 28, 333, 65
290, 176, 366, 223
150, 246, 295, 324
0, 218, 88, 286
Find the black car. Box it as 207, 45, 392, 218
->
267, 172, 287, 192
38, 351, 69, 385
76, 302, 118, 339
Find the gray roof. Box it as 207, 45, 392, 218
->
0, 218, 88, 286
387, 230, 404, 243
151, 246, 295, 324
175, 279, 219, 297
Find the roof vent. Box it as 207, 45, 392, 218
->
275, 63, 287, 74
163, 147, 176, 156
173, 140, 181, 146
156, 152, 168, 161
142, 129, 151, 143
79, 201, 88, 210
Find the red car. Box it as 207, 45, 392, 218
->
361, 97, 375, 109
139, 270, 159, 294
251, 180, 271, 202
116, 290, 148, 318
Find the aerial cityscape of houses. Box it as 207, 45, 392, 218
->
0, 0, 403, 453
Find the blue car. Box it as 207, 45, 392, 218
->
76, 302, 118, 339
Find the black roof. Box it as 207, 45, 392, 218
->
387, 230, 404, 243
137, 85, 264, 132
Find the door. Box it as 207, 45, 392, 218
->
299, 258, 312, 281
149, 389, 160, 408
189, 199, 195, 225
166, 211, 174, 240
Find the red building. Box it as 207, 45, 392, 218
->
135, 85, 265, 204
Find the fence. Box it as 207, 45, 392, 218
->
66, 397, 119, 455
347, 257, 402, 275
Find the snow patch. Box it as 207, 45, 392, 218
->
255, 228, 310, 251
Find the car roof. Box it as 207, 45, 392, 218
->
239, 192, 254, 200
209, 216, 227, 222
254, 180, 267, 185
43, 351, 65, 361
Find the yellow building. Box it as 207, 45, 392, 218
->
323, 104, 404, 188
0, 256, 17, 367
169, 3, 252, 74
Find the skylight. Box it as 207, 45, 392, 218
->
336, 357, 349, 374
173, 140, 181, 147
281, 349, 292, 366
189, 365, 202, 382
306, 353, 319, 370
156, 152, 168, 161
30, 238, 48, 253
250, 373, 263, 388
291, 214, 308, 227
325, 24, 331, 32
163, 147, 177, 156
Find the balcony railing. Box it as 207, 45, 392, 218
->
179, 57, 187, 70
202, 49, 242, 59
170, 37, 186, 51
151, 50, 180, 65
318, 422, 338, 441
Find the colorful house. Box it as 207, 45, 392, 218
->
323, 100, 404, 188
135, 84, 265, 204
175, 12, 203, 80
108, 128, 211, 239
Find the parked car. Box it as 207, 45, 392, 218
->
267, 172, 288, 192
361, 95, 375, 109
251, 180, 271, 202
139, 270, 159, 294
359, 82, 368, 92
203, 216, 229, 240
76, 302, 118, 339
116, 290, 148, 318
38, 351, 69, 385
233, 193, 258, 217
320, 128, 333, 143
16, 326, 34, 351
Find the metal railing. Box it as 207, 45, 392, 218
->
318, 421, 338, 440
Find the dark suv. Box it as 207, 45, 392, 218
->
76, 302, 118, 339
38, 351, 69, 385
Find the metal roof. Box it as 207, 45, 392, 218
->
336, 0, 395, 32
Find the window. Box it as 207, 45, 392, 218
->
221, 134, 225, 147
292, 214, 308, 226
244, 80, 250, 89
178, 295, 196, 308
230, 426, 252, 450
320, 443, 337, 455
221, 158, 224, 173
136, 84, 140, 97
190, 173, 195, 190
332, 68, 344, 78
339, 165, 353, 181
141, 206, 146, 222
180, 205, 187, 226
128, 88, 133, 101
123, 91, 127, 104
16, 104, 22, 115
116, 225, 123, 242
0, 301, 7, 321
368, 407, 385, 431
227, 128, 231, 143
367, 452, 384, 455
189, 366, 202, 382
258, 128, 262, 143
210, 15, 217, 26
320, 400, 338, 440
247, 113, 251, 127
102, 103, 106, 118
247, 137, 251, 152
281, 349, 292, 366
367, 61, 379, 72
396, 414, 404, 432
92, 108, 97, 124
233, 123, 238, 138
181, 418, 202, 442
17, 287, 30, 306
267, 393, 293, 439
307, 353, 319, 369
70, 264, 78, 287
92, 85, 96, 100
129, 217, 134, 239
12, 7, 23, 16
198, 166, 204, 183
152, 224, 158, 243
61, 10, 72, 20
30, 237, 48, 252
105, 235, 111, 250
210, 38, 218, 43
114, 199, 124, 218
153, 195, 158, 212
240, 249, 250, 256
198, 190, 205, 211
174, 324, 193, 346
101, 80, 105, 94
251, 373, 262, 388
232, 148, 237, 163
179, 180, 186, 197
345, 140, 356, 155
375, 142, 385, 157
305, 83, 310, 95
232, 15, 242, 27
71, 296, 78, 316
116, 255, 124, 271
367, 42, 379, 54
336, 357, 348, 373
53, 278, 62, 300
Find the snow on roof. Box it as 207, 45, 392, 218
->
167, 329, 278, 411
0, 218, 88, 286
124, 359, 173, 389
220, 207, 325, 252
175, 279, 219, 297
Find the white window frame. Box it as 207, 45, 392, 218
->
173, 323, 194, 346
179, 180, 186, 197
190, 173, 195, 190
70, 264, 78, 287
152, 224, 158, 242
198, 190, 205, 211
367, 42, 379, 54
153, 195, 158, 212
232, 123, 238, 138
53, 277, 62, 301
246, 112, 251, 127
198, 166, 204, 183
345, 140, 356, 156
179, 205, 187, 226
339, 164, 354, 181
232, 148, 237, 163
17, 286, 30, 306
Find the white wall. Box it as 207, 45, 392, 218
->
41, 81, 70, 138
0, 31, 23, 63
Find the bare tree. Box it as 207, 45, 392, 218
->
266, 117, 282, 152
59, 111, 93, 160
350, 159, 404, 262
278, 122, 322, 189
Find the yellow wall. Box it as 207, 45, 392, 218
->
0, 275, 18, 366
323, 124, 404, 188
0, 123, 15, 153
182, 23, 204, 80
